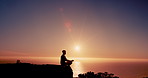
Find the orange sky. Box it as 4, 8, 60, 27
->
0, 0, 148, 59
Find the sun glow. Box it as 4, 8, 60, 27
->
75, 45, 80, 51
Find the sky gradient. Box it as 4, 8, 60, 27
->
0, 0, 148, 59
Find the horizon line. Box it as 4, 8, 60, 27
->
1, 56, 148, 61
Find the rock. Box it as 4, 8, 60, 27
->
0, 63, 73, 78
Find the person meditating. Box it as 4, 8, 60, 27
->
60, 49, 74, 78
60, 50, 74, 67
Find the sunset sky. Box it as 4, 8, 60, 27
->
0, 0, 148, 59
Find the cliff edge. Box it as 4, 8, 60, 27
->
0, 63, 73, 78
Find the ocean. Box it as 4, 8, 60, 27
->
70, 58, 148, 78
0, 57, 148, 78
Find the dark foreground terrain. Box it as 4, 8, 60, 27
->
0, 63, 73, 78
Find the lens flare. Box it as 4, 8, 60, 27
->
64, 21, 72, 32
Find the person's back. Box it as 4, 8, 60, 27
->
60, 52, 67, 66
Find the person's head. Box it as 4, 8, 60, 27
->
62, 50, 66, 55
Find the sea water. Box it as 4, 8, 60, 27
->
70, 58, 148, 78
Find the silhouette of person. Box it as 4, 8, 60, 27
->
60, 50, 74, 78
60, 50, 74, 67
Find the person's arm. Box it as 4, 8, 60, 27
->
65, 57, 74, 62
65, 56, 70, 61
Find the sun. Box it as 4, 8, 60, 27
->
75, 45, 80, 51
